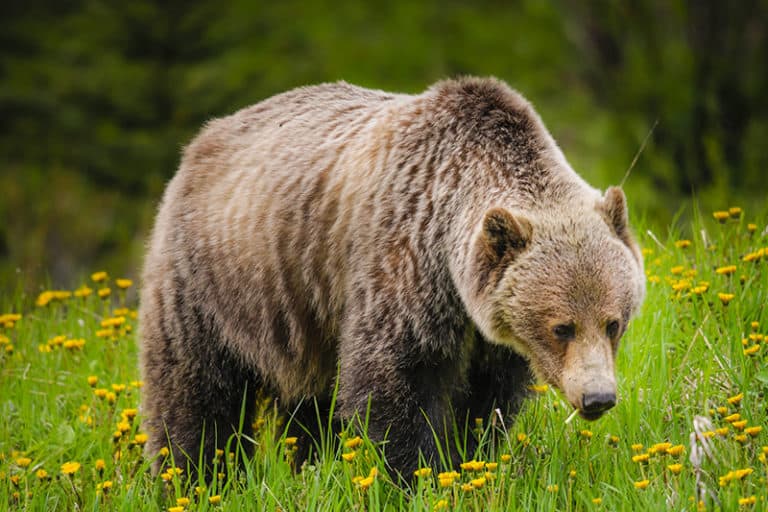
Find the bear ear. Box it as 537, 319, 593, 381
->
478, 207, 532, 270
599, 186, 629, 240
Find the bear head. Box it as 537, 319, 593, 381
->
467, 186, 645, 420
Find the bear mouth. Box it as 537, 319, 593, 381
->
578, 409, 607, 421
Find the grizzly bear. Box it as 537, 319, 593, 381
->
139, 77, 645, 478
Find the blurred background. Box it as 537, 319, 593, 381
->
2, 0, 767, 291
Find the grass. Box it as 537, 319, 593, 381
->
1, 205, 767, 511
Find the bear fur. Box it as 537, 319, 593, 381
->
139, 77, 645, 477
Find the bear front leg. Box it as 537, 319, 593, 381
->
463, 332, 534, 425
141, 296, 259, 479
337, 324, 467, 478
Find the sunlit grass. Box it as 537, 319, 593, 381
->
1, 206, 767, 510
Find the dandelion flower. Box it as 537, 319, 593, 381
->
176, 498, 190, 506
670, 265, 684, 275
580, 430, 593, 439
98, 288, 111, 298
470, 476, 486, 489
591, 498, 603, 504
460, 460, 485, 471
743, 344, 760, 356
500, 454, 511, 463
631, 443, 644, 452
745, 426, 762, 437
516, 433, 528, 443
732, 420, 748, 430
713, 211, 730, 222
35, 469, 48, 479
546, 484, 558, 492
15, 457, 31, 468
61, 461, 81, 475
485, 462, 498, 471
728, 207, 742, 218
435, 499, 449, 510
116, 279, 133, 289
727, 393, 744, 405
529, 384, 548, 393
715, 265, 737, 275
341, 452, 356, 462
724, 413, 741, 423
666, 445, 685, 456
717, 292, 735, 305
632, 453, 650, 463
209, 495, 222, 504
357, 475, 375, 489
634, 479, 650, 489
91, 271, 108, 282
343, 436, 362, 449
168, 507, 184, 512
739, 496, 756, 507
675, 240, 691, 249
668, 463, 683, 474
716, 427, 729, 436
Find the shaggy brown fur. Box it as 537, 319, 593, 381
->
139, 77, 645, 478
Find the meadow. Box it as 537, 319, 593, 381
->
1, 206, 766, 511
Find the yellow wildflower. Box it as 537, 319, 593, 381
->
670, 265, 684, 275
95, 459, 105, 471
738, 496, 756, 507
209, 495, 222, 505
713, 211, 730, 222
168, 507, 184, 512
715, 265, 737, 275
500, 454, 511, 463
668, 463, 683, 474
357, 475, 375, 489
592, 498, 603, 504
61, 461, 81, 475
632, 453, 650, 463
87, 376, 98, 387
176, 498, 190, 506
743, 344, 760, 356
470, 476, 486, 489
674, 240, 691, 249
666, 445, 685, 456
101, 316, 126, 328
116, 278, 133, 289
35, 469, 48, 480
343, 436, 362, 449
634, 479, 650, 489
728, 207, 742, 218
631, 443, 644, 452
747, 223, 757, 233
735, 434, 748, 443
435, 499, 449, 510
650, 442, 672, 453
732, 420, 748, 430
724, 413, 741, 423
461, 483, 474, 492
74, 286, 92, 298
133, 434, 148, 445
529, 384, 548, 393
745, 426, 762, 437
98, 288, 111, 298
718, 292, 735, 304
91, 271, 108, 282
580, 430, 593, 439
728, 393, 744, 405
485, 462, 498, 471
341, 452, 356, 462
516, 433, 528, 443
284, 436, 298, 446
413, 467, 432, 478
750, 321, 760, 330
159, 447, 170, 457
460, 460, 485, 471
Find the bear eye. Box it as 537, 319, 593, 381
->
553, 323, 576, 341
606, 320, 620, 339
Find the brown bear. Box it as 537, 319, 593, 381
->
139, 77, 645, 478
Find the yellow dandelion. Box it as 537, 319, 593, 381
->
116, 278, 133, 289
112, 383, 126, 393
341, 452, 356, 462
670, 265, 684, 275
485, 462, 498, 471
91, 271, 108, 282
691, 285, 708, 295
675, 240, 691, 249
159, 447, 170, 457
631, 443, 644, 452
414, 467, 432, 478
634, 479, 650, 489
87, 376, 98, 387
101, 480, 113, 491
668, 463, 683, 474
667, 445, 685, 456
500, 454, 511, 463
739, 496, 756, 507
672, 280, 690, 291
546, 484, 558, 492
284, 436, 298, 447
569, 469, 577, 478
718, 292, 735, 304
470, 476, 486, 489
133, 434, 148, 445
16, 457, 31, 467
728, 207, 742, 218
713, 211, 730, 222
435, 499, 449, 510
529, 383, 548, 393
592, 497, 603, 504
732, 420, 748, 430
61, 461, 81, 475
734, 434, 748, 444
701, 431, 716, 439
650, 442, 672, 453
745, 426, 762, 437
357, 475, 375, 490
35, 469, 48, 479
343, 436, 362, 449
632, 453, 650, 463
715, 265, 737, 275
95, 459, 105, 471
724, 413, 741, 423
728, 393, 744, 405
97, 288, 111, 298
461, 483, 474, 492
648, 275, 661, 283
580, 430, 593, 439
460, 460, 485, 471
168, 507, 184, 512
743, 344, 760, 356
101, 316, 126, 328
209, 495, 222, 505
74, 286, 93, 298
516, 433, 528, 443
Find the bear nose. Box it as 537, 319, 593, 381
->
582, 392, 616, 414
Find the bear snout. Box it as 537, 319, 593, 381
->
580, 391, 616, 420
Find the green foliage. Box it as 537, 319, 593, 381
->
1, 206, 767, 510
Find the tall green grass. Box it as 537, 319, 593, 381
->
1, 206, 766, 511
